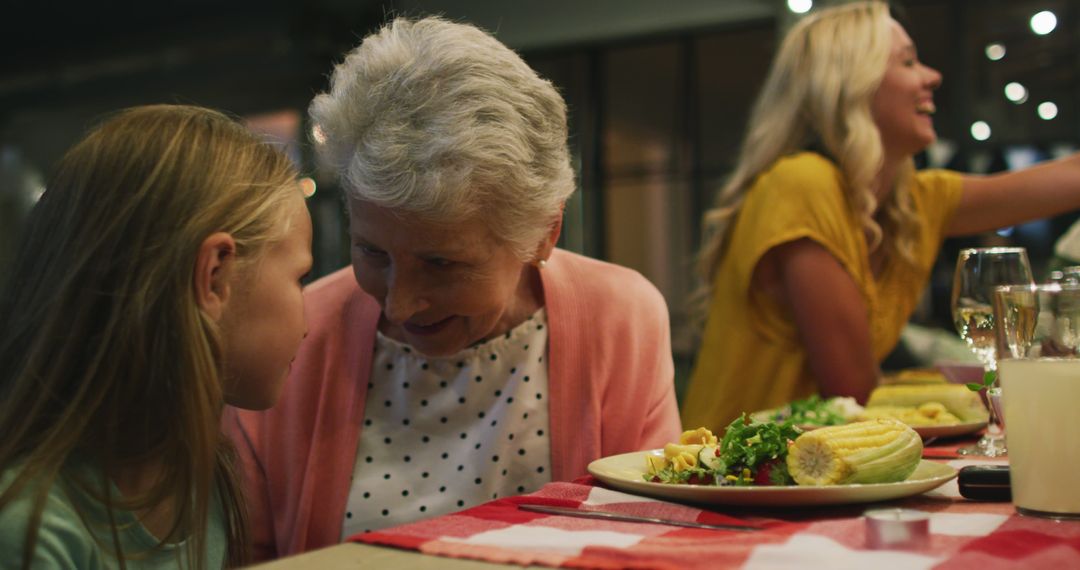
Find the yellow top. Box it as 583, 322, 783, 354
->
681, 152, 963, 432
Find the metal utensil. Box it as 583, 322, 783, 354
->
518, 504, 761, 532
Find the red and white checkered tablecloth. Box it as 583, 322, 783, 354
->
351, 457, 1080, 569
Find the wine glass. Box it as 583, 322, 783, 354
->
951, 247, 1034, 457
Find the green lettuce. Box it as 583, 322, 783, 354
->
718, 414, 800, 486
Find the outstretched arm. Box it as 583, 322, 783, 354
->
759, 238, 879, 403
947, 153, 1080, 236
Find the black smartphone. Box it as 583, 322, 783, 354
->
958, 465, 1011, 501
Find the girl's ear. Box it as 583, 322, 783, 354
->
194, 232, 236, 320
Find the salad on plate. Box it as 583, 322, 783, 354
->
645, 415, 923, 488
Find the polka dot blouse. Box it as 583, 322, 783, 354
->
341, 309, 552, 537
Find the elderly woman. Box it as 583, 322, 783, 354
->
682, 1, 1080, 432
225, 16, 681, 560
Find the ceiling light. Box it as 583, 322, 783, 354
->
787, 0, 812, 14
1004, 82, 1028, 104
970, 121, 991, 141
1030, 11, 1057, 35
1037, 102, 1058, 120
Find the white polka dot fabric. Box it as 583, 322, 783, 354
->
341, 309, 552, 537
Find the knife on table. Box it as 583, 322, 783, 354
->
518, 504, 761, 532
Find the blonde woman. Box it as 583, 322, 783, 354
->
682, 1, 1080, 431
0, 105, 312, 568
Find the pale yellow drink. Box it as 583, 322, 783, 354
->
998, 358, 1080, 517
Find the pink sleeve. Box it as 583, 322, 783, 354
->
635, 316, 682, 450
594, 263, 681, 454
545, 250, 681, 478
222, 408, 279, 562
620, 277, 681, 450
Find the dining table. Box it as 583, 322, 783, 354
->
250, 435, 1080, 569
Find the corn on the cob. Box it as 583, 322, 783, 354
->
786, 419, 922, 486
866, 384, 988, 423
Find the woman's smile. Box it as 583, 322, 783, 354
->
403, 316, 455, 336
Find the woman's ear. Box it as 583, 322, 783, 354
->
535, 213, 563, 265
194, 232, 236, 320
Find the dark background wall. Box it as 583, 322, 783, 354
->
2, 0, 1078, 392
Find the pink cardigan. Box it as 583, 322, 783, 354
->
224, 248, 681, 560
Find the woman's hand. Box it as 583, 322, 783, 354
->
948, 153, 1080, 236
755, 238, 879, 403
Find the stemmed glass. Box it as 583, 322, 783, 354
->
951, 247, 1034, 457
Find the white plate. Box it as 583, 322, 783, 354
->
587, 450, 957, 507
912, 420, 987, 439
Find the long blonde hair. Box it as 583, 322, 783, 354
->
0, 105, 300, 568
697, 1, 919, 301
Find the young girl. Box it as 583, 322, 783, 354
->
0, 105, 312, 568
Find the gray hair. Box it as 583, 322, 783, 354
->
310, 16, 575, 260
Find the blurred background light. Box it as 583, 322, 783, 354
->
787, 0, 812, 14
984, 42, 1006, 61
970, 121, 991, 141
300, 177, 317, 198
1030, 10, 1057, 35
1004, 82, 1028, 104
1037, 101, 1058, 120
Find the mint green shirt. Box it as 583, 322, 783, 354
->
0, 464, 226, 569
